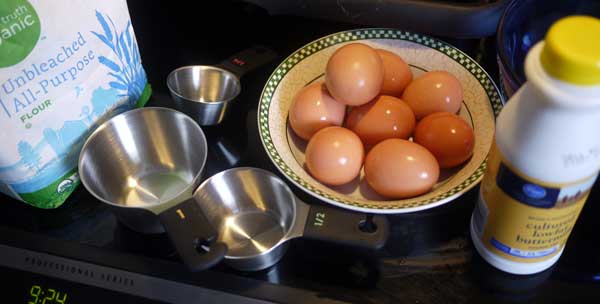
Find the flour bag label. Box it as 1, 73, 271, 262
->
0, 0, 151, 208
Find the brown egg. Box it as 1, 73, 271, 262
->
364, 139, 439, 199
376, 49, 413, 96
414, 112, 475, 168
305, 127, 364, 186
401, 71, 463, 120
289, 82, 347, 140
345, 95, 416, 146
325, 43, 384, 106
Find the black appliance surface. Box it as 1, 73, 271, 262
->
2, 1, 600, 303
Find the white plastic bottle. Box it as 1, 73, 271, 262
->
470, 16, 600, 274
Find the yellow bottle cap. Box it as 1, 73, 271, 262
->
540, 15, 600, 85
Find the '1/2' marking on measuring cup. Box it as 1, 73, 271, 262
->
314, 212, 325, 226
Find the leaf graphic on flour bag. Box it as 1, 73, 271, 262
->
91, 31, 113, 50
108, 72, 127, 85
125, 21, 132, 48
95, 10, 113, 42
98, 56, 120, 72
109, 81, 127, 90
120, 34, 130, 65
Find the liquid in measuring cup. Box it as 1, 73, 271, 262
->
121, 171, 192, 207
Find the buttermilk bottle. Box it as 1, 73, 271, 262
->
471, 16, 600, 274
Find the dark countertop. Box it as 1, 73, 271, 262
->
2, 1, 600, 303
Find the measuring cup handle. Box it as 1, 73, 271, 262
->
302, 204, 389, 250
159, 199, 227, 271
217, 45, 278, 78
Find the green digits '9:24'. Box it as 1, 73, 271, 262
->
28, 285, 67, 304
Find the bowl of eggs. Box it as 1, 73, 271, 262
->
258, 28, 504, 214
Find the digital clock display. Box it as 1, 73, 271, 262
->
28, 285, 68, 304
2, 266, 166, 304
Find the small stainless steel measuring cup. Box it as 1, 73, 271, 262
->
193, 167, 389, 271
167, 46, 277, 125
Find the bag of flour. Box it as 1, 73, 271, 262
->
0, 0, 151, 208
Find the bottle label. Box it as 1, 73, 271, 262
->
474, 144, 597, 263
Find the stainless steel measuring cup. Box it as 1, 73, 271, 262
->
167, 46, 277, 125
192, 167, 389, 271
79, 109, 386, 272
79, 107, 227, 271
